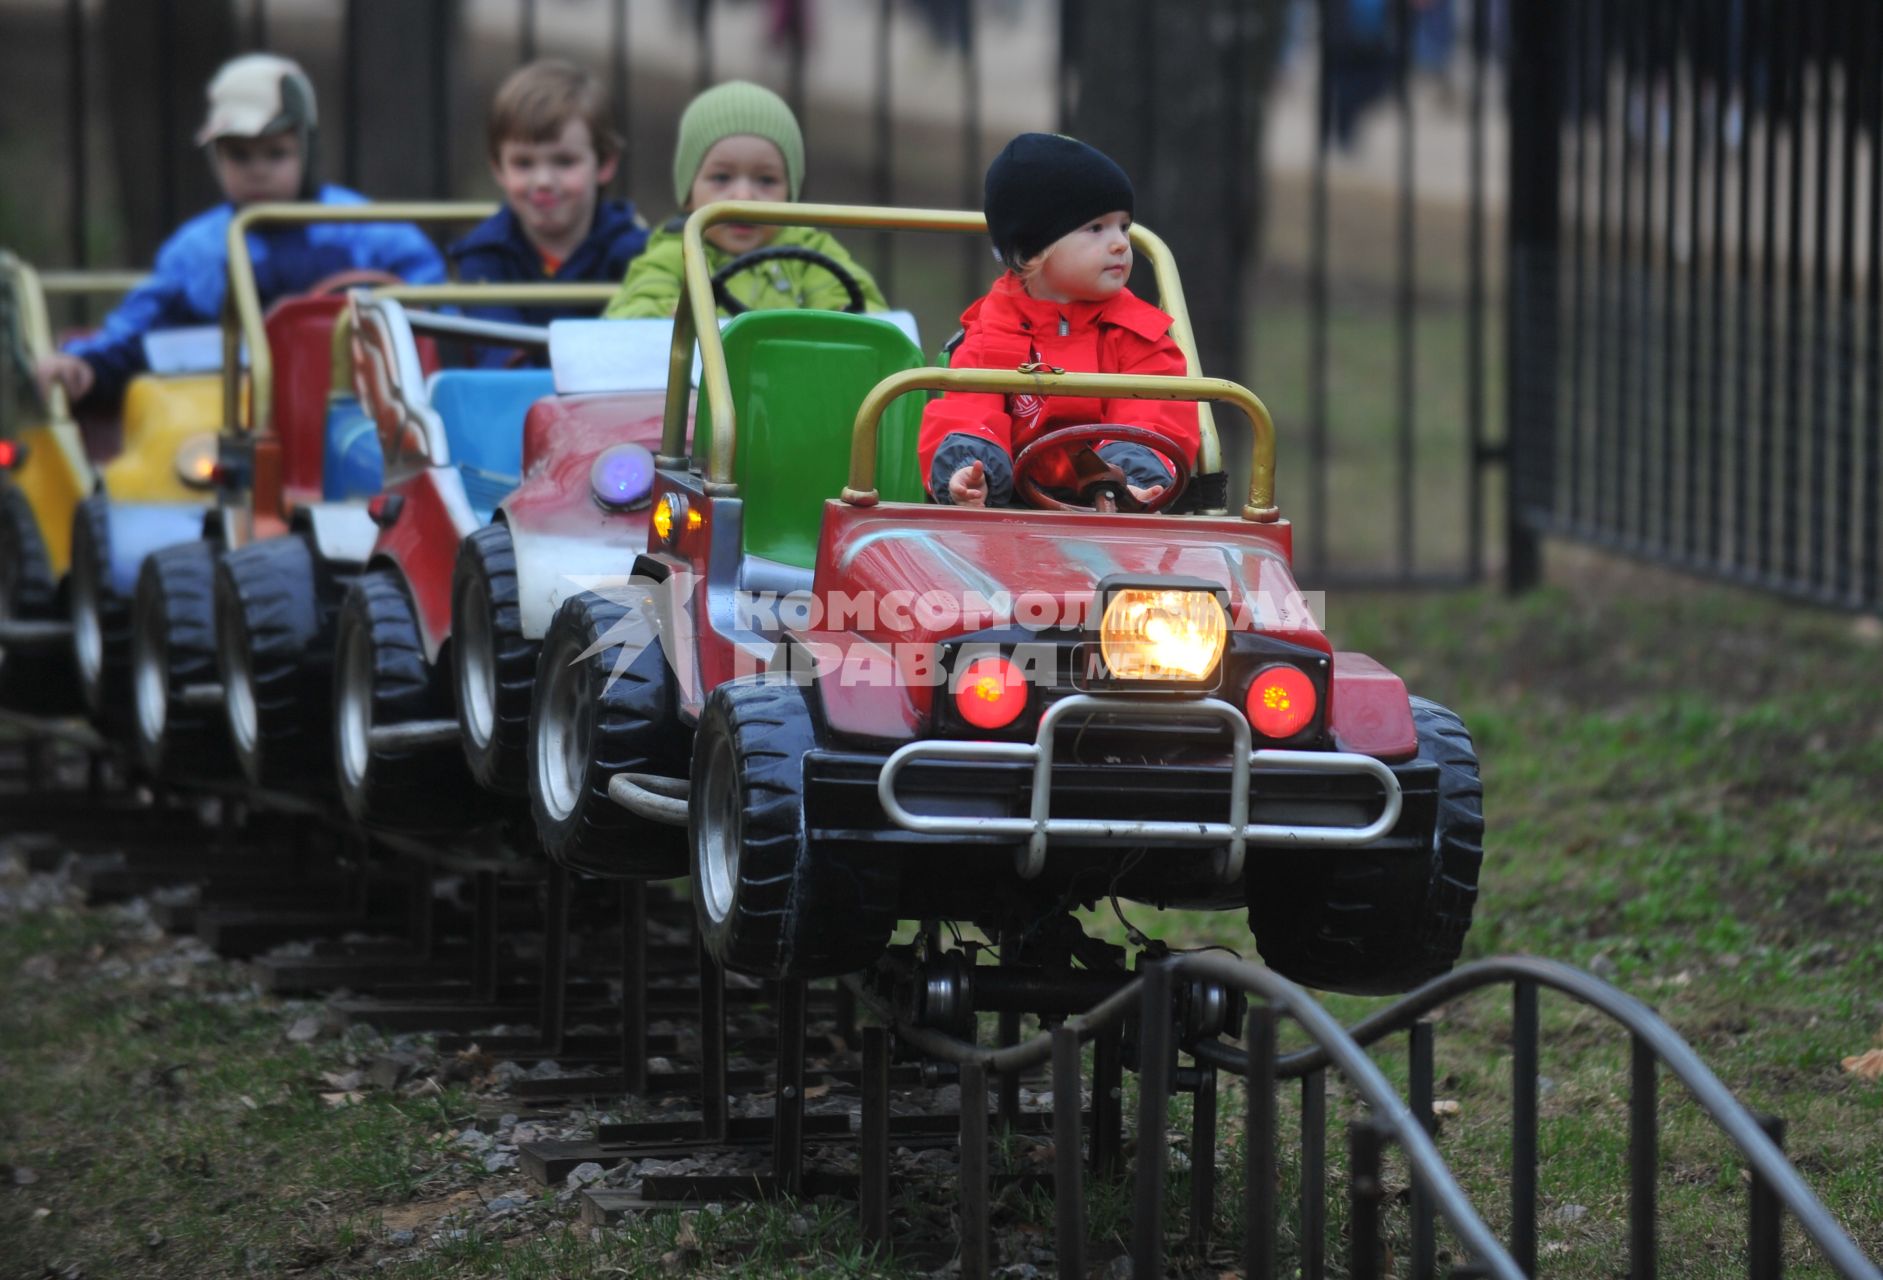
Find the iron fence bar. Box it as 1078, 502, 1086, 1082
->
959, 0, 981, 300
1051, 1025, 1084, 1280
1614, 0, 1639, 542
1309, 0, 1331, 577
1833, 7, 1860, 604
611, 0, 631, 199
1189, 1058, 1218, 1255
695, 0, 712, 91
860, 1026, 889, 1244
1632, 0, 1654, 551
472, 869, 497, 1003
1131, 962, 1173, 1278
65, 0, 87, 271
158, 0, 178, 236
1394, 0, 1415, 578
1757, 0, 1781, 576
1567, 0, 1591, 531
1511, 979, 1539, 1277
1736, 0, 1762, 572
1781, 0, 1807, 583
1466, 0, 1486, 579
997, 936, 1021, 1129
1093, 1021, 1123, 1176
1631, 1033, 1658, 1280
1660, 0, 1683, 556
1808, 0, 1833, 594
773, 979, 807, 1196
960, 1059, 990, 1280
1866, 0, 1882, 608
873, 0, 896, 298
1351, 1119, 1386, 1280
1246, 1001, 1278, 1280
1709, 0, 1734, 568
1683, 0, 1704, 564
1411, 1021, 1437, 1280
1302, 1069, 1327, 1280
537, 865, 568, 1054
1594, 0, 1615, 541
1751, 1114, 1787, 1280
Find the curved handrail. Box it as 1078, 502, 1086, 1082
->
849, 955, 1524, 1279
851, 950, 1882, 1280
840, 365, 1277, 521
220, 201, 497, 438
659, 201, 1224, 505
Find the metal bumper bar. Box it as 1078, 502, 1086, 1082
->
877, 694, 1404, 882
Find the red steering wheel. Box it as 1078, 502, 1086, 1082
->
1011, 423, 1191, 514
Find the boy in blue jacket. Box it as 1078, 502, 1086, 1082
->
447, 59, 648, 364
34, 53, 445, 411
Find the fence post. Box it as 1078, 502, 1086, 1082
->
1131, 962, 1174, 1278
1245, 1002, 1277, 1280
1511, 980, 1539, 1276
1631, 1035, 1658, 1280
1052, 1025, 1085, 1280
1749, 1114, 1787, 1280
1503, 0, 1565, 592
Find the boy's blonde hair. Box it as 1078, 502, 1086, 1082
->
487, 60, 621, 163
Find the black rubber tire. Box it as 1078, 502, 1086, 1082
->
0, 483, 75, 712
334, 567, 481, 829
689, 676, 900, 980
215, 535, 349, 790
70, 493, 132, 728
453, 522, 536, 795
527, 591, 688, 877
1247, 696, 1484, 996
132, 540, 233, 778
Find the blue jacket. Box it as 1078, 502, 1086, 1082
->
64, 184, 445, 408
446, 199, 649, 367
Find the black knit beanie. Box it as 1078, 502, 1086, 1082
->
983, 132, 1134, 267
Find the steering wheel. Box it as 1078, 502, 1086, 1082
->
305, 268, 403, 297
1011, 423, 1191, 514
710, 245, 866, 316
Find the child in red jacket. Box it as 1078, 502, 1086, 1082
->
919, 132, 1198, 508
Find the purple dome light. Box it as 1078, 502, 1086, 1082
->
589, 443, 655, 510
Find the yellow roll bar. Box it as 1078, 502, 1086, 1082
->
325, 283, 620, 394
1, 254, 148, 426
657, 201, 1225, 497
221, 201, 498, 437
843, 367, 1277, 522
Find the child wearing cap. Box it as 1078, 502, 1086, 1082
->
602, 80, 885, 319
448, 59, 649, 362
919, 133, 1198, 509
33, 52, 445, 411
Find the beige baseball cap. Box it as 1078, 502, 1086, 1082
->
195, 53, 317, 145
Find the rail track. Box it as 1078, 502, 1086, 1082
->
1, 708, 1876, 1280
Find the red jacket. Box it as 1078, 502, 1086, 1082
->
918, 272, 1199, 498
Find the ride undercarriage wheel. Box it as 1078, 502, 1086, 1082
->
690, 676, 900, 980
0, 484, 74, 712
335, 568, 481, 829
1247, 696, 1483, 995
215, 535, 349, 790
528, 591, 687, 877
70, 494, 131, 727
454, 522, 535, 795
132, 540, 232, 778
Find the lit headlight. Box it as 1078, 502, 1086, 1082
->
651, 492, 702, 547
1098, 585, 1228, 682
589, 443, 655, 510
173, 433, 220, 490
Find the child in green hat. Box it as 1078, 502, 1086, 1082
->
602, 80, 886, 318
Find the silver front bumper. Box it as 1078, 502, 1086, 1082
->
877, 693, 1404, 882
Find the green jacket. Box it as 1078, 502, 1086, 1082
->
602, 220, 888, 319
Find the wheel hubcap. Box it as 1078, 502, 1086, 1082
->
697, 734, 741, 926
217, 603, 258, 758
133, 596, 168, 749
337, 618, 372, 791
458, 580, 496, 750
535, 638, 585, 822
71, 553, 102, 689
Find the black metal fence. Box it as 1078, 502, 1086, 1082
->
1507, 0, 1883, 611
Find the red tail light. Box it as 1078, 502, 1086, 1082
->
953, 655, 1029, 731
1245, 663, 1317, 739
0, 440, 22, 470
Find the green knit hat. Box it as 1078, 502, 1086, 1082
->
671, 80, 804, 208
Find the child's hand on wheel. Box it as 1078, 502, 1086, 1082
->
948, 460, 988, 507
1126, 482, 1165, 507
